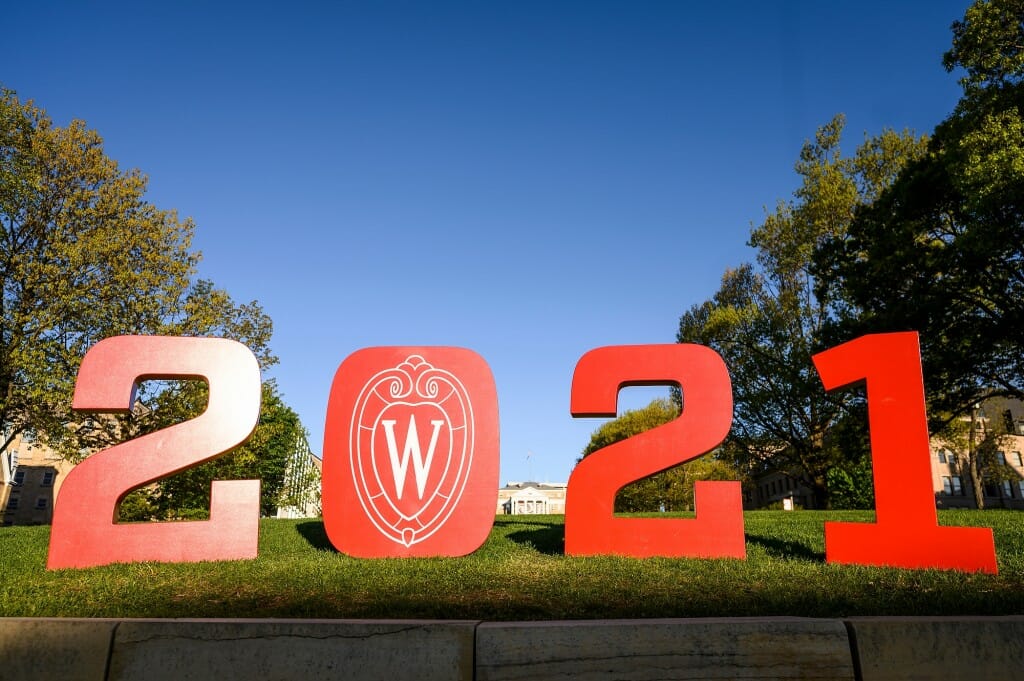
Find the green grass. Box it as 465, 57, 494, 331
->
2, 511, 1022, 619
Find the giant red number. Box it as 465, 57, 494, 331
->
813, 332, 997, 573
566, 344, 744, 558
322, 347, 499, 557
47, 336, 262, 570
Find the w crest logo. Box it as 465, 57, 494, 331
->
322, 347, 499, 557
381, 416, 445, 501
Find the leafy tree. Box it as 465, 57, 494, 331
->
576, 398, 741, 513
943, 0, 1024, 93
679, 116, 926, 508
815, 0, 1024, 468
0, 87, 274, 462
820, 402, 875, 510
119, 381, 304, 520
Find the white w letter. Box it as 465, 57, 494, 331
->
381, 417, 445, 500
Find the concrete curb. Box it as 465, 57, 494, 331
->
0, 617, 118, 681
2, 617, 1023, 680
476, 618, 855, 680
846, 616, 1024, 681
109, 619, 477, 681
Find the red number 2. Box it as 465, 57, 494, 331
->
813, 332, 997, 574
47, 336, 262, 569
566, 345, 744, 558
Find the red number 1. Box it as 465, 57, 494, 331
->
813, 332, 997, 573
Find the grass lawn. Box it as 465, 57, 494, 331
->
1, 510, 1022, 620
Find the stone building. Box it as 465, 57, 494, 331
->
746, 469, 811, 510
2, 421, 323, 525
496, 481, 568, 515
931, 398, 1024, 510
275, 432, 323, 519
746, 398, 1024, 510
1, 430, 74, 526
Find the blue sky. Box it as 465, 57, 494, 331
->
7, 1, 969, 483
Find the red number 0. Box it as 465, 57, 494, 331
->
47, 336, 262, 569
566, 344, 744, 558
813, 332, 997, 573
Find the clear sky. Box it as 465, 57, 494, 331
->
7, 1, 970, 483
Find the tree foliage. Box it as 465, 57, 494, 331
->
815, 0, 1024, 427
678, 116, 925, 508
576, 398, 740, 513
0, 87, 275, 462
119, 381, 304, 520
943, 0, 1024, 93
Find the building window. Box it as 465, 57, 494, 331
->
1014, 452, 1023, 467
942, 476, 953, 495
40, 471, 54, 487
937, 449, 947, 463
6, 496, 19, 510
1002, 481, 1014, 498
34, 497, 47, 510
997, 451, 1007, 465
953, 477, 964, 495
1018, 480, 1024, 497
13, 470, 25, 485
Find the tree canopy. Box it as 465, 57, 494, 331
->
0, 87, 285, 473
815, 0, 1024, 425
576, 398, 740, 513
678, 116, 925, 508
943, 0, 1024, 92
119, 380, 306, 520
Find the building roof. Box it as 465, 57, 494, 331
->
500, 481, 567, 490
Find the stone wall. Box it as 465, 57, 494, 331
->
2, 616, 1021, 680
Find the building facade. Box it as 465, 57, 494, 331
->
746, 469, 812, 510
1, 430, 75, 526
931, 399, 1024, 510
2, 425, 325, 525
275, 432, 323, 519
497, 481, 568, 515
746, 398, 1024, 511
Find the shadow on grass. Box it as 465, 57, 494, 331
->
744, 533, 823, 562
496, 517, 566, 556
296, 521, 338, 552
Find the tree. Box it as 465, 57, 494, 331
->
576, 398, 740, 513
0, 87, 275, 463
119, 381, 304, 520
679, 116, 927, 508
822, 404, 875, 510
943, 0, 1024, 93
815, 1, 1024, 469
